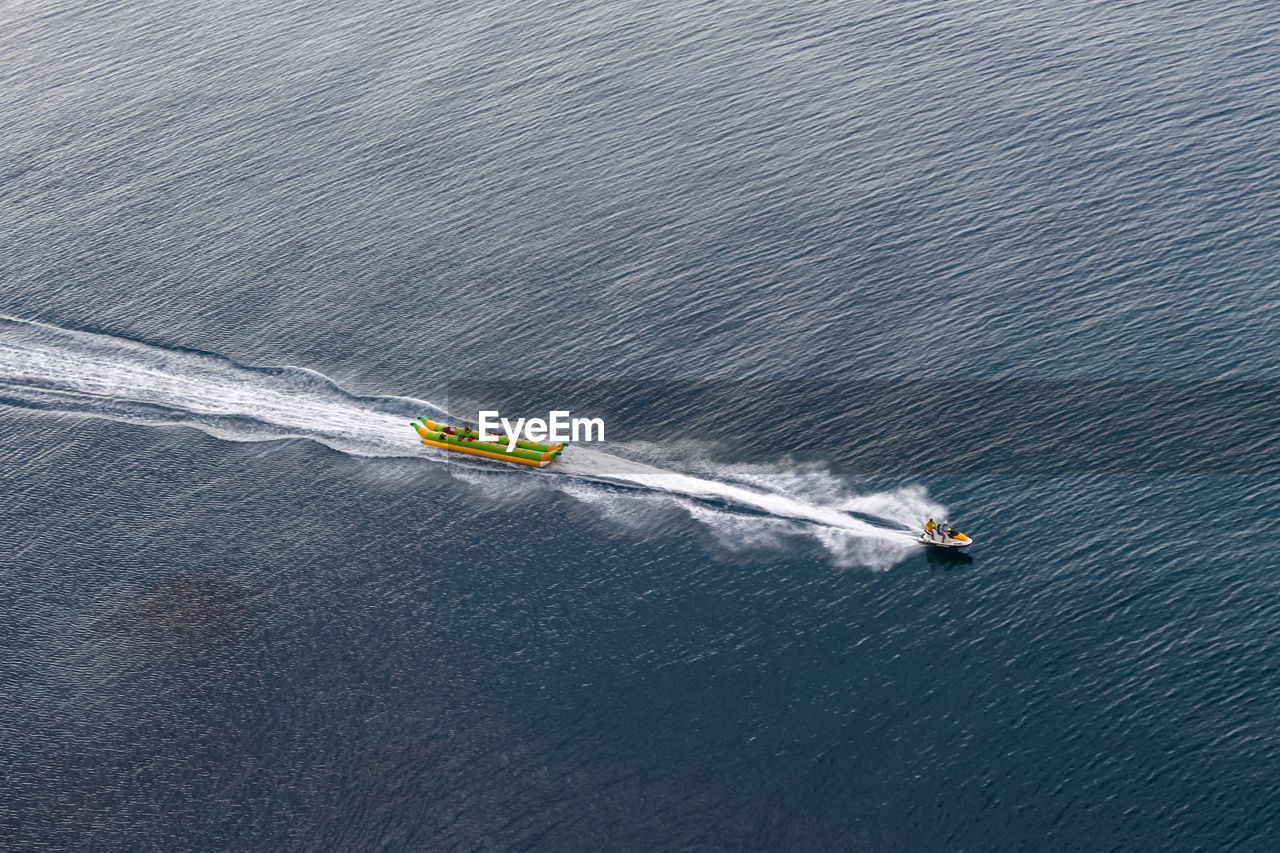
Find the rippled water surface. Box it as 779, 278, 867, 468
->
2, 1, 1279, 849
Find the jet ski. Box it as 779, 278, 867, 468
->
919, 519, 972, 548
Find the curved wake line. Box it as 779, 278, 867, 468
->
0, 315, 937, 568
558, 447, 901, 535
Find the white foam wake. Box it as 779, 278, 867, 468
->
0, 315, 940, 568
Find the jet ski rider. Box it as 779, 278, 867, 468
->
925, 519, 954, 540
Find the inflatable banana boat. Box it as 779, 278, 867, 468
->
411, 417, 565, 467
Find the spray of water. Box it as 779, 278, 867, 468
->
0, 315, 940, 568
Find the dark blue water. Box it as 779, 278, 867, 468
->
3, 1, 1279, 849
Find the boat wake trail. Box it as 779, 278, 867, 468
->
0, 316, 940, 569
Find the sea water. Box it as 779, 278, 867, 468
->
2, 1, 1279, 849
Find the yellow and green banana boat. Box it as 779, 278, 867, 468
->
411, 417, 565, 467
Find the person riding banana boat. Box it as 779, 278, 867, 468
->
920, 518, 972, 548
